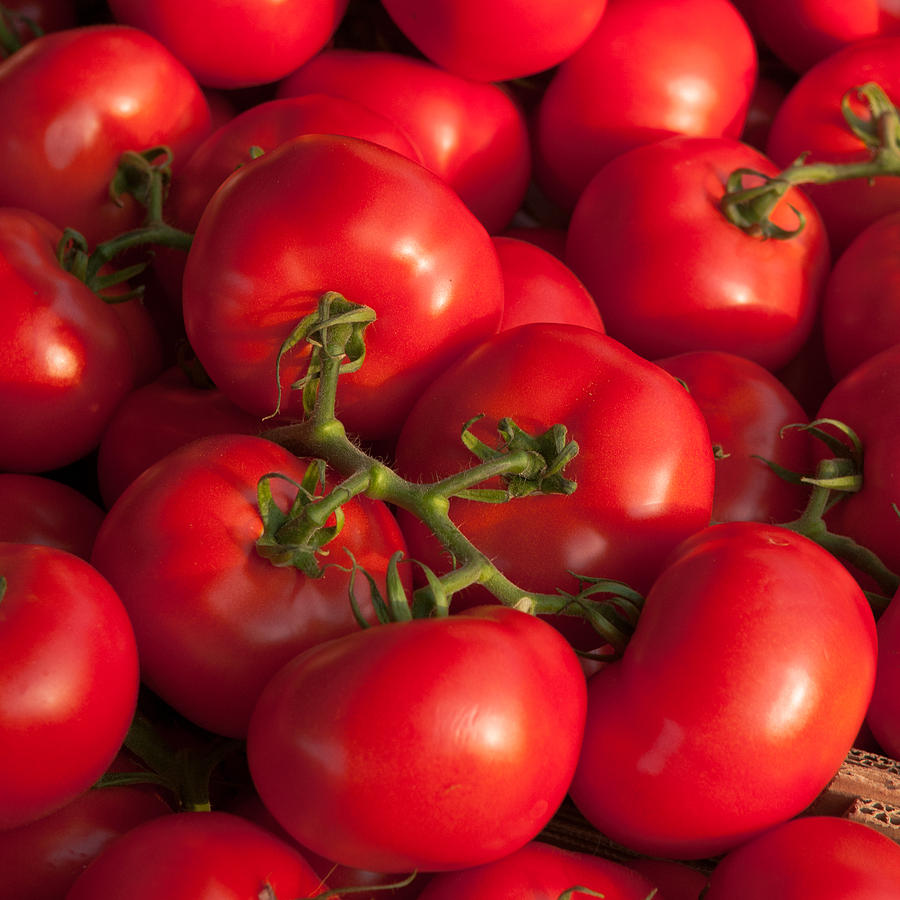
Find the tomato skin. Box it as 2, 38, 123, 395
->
0, 208, 136, 473
0, 474, 105, 559
394, 323, 714, 603
182, 133, 504, 441
246, 605, 587, 873
568, 522, 877, 859
95, 365, 264, 507
379, 0, 608, 83
493, 236, 604, 333
821, 210, 900, 380
276, 49, 531, 233
0, 753, 172, 900
704, 816, 900, 898
749, 0, 900, 73
766, 36, 900, 255
91, 433, 409, 738
106, 0, 348, 89
65, 811, 328, 900
565, 136, 830, 370
0, 543, 140, 830
654, 351, 814, 525
814, 342, 900, 581
866, 588, 900, 757
414, 840, 657, 899
155, 93, 422, 302
0, 25, 210, 246
532, 0, 757, 208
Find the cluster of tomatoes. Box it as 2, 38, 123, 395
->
2, 0, 900, 897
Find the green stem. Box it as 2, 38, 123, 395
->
721, 83, 900, 239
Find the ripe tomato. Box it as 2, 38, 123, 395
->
532, 0, 757, 208
413, 840, 657, 899
90, 433, 410, 738
820, 210, 900, 380
0, 474, 105, 559
565, 136, 830, 370
748, 0, 900, 73
65, 811, 328, 900
393, 323, 715, 603
0, 24, 210, 247
654, 350, 814, 524
0, 752, 172, 900
276, 49, 531, 233
866, 587, 900, 757
155, 92, 422, 302
95, 365, 264, 507
569, 522, 877, 859
0, 543, 139, 830
703, 816, 900, 898
378, 0, 608, 82
814, 341, 900, 582
182, 133, 504, 441
106, 0, 348, 89
493, 236, 604, 332
246, 605, 587, 873
766, 37, 900, 254
0, 208, 136, 473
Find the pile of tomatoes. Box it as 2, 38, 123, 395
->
2, 0, 900, 897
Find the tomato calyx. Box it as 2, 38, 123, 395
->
759, 418, 900, 611
721, 82, 900, 240
255, 463, 346, 577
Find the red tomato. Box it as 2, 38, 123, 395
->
0, 24, 210, 246
95, 365, 264, 507
532, 0, 757, 208
276, 49, 531, 233
500, 225, 567, 259
569, 522, 877, 859
704, 816, 900, 898
0, 543, 139, 830
814, 342, 900, 582
181, 133, 504, 441
0, 474, 105, 559
378, 0, 608, 82
65, 811, 328, 900
413, 840, 657, 899
739, 68, 792, 152
0, 753, 172, 900
0, 208, 136, 473
393, 324, 715, 602
654, 351, 814, 524
867, 588, 900, 757
155, 92, 422, 301
766, 37, 900, 254
749, 0, 900, 73
625, 858, 708, 900
246, 605, 587, 873
229, 790, 430, 899
821, 210, 900, 380
90, 433, 410, 738
493, 236, 604, 332
106, 0, 348, 89
565, 136, 830, 370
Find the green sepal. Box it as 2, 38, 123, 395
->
254, 465, 344, 576
108, 146, 173, 210
267, 292, 376, 420
344, 549, 392, 628
459, 415, 579, 499
841, 83, 898, 150
557, 886, 607, 899
410, 560, 452, 618
0, 575, 6, 604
